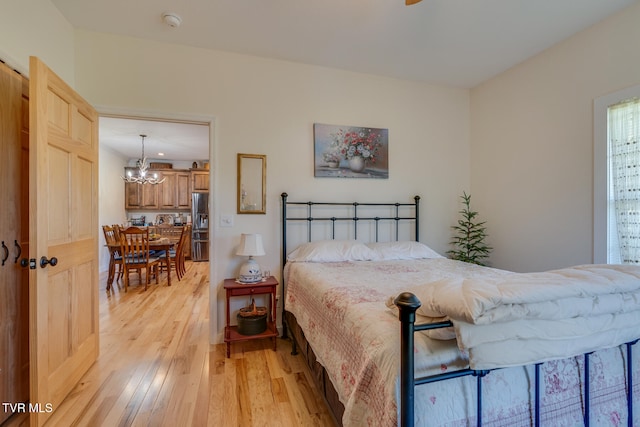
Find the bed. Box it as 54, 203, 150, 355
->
280, 193, 640, 427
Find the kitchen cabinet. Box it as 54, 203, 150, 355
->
159, 171, 192, 209
124, 180, 141, 209
191, 170, 209, 192
126, 169, 191, 210
124, 178, 159, 209
176, 171, 191, 209
158, 171, 177, 209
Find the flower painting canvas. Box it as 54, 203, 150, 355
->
314, 123, 389, 178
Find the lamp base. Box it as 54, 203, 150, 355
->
238, 257, 262, 283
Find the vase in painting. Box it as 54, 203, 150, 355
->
348, 156, 366, 173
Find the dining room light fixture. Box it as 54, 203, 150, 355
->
406, 0, 422, 4
121, 134, 166, 185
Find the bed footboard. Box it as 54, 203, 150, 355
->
394, 292, 640, 427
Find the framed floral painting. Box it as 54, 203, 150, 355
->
313, 123, 389, 178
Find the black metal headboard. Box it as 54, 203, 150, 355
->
281, 192, 420, 260
280, 192, 420, 335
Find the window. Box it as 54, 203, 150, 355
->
608, 98, 640, 263
594, 85, 640, 264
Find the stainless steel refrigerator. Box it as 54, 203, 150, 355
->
191, 192, 209, 261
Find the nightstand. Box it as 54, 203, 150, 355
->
223, 277, 278, 358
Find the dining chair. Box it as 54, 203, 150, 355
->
160, 224, 190, 281
119, 226, 162, 291
174, 224, 191, 280
156, 223, 181, 240
102, 225, 123, 291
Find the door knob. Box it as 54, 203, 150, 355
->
40, 256, 58, 268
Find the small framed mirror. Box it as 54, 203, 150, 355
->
237, 153, 266, 214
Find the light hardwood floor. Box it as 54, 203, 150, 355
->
5, 261, 336, 427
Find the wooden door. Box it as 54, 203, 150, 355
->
29, 56, 99, 426
0, 59, 30, 424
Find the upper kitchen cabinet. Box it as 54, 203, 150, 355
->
124, 166, 159, 209
191, 170, 209, 192
159, 170, 191, 209
125, 168, 192, 210
176, 171, 191, 208
124, 178, 159, 210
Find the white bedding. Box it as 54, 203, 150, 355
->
394, 264, 640, 368
407, 264, 640, 324
283, 258, 640, 426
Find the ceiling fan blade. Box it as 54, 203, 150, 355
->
406, 0, 422, 5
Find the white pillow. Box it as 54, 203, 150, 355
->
366, 241, 443, 260
287, 240, 377, 262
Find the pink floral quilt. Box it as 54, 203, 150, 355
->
284, 258, 640, 426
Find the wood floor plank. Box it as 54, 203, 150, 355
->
4, 261, 335, 427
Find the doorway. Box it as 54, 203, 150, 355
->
97, 112, 215, 339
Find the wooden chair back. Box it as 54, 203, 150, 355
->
156, 224, 182, 240
119, 226, 161, 291
102, 225, 125, 291
175, 225, 189, 253
171, 225, 191, 280
120, 226, 151, 262
112, 224, 122, 245
102, 225, 118, 246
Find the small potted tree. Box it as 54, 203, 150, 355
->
447, 192, 492, 266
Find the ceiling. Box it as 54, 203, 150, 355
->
52, 0, 636, 88
99, 117, 209, 162
56, 0, 637, 160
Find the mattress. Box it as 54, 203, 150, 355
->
284, 258, 640, 426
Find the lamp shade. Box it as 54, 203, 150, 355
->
236, 233, 265, 283
236, 233, 265, 257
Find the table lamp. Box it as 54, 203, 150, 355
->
236, 233, 265, 283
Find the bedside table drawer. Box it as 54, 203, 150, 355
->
228, 286, 270, 296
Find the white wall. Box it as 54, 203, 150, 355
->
0, 0, 75, 83
470, 2, 640, 272
98, 146, 128, 273
72, 30, 471, 342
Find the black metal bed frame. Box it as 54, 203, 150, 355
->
280, 192, 640, 427
280, 192, 420, 338
394, 292, 639, 427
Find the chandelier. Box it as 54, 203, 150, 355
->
121, 134, 166, 185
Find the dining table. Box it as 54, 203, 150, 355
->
106, 237, 176, 290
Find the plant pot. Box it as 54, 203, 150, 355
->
348, 156, 366, 172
